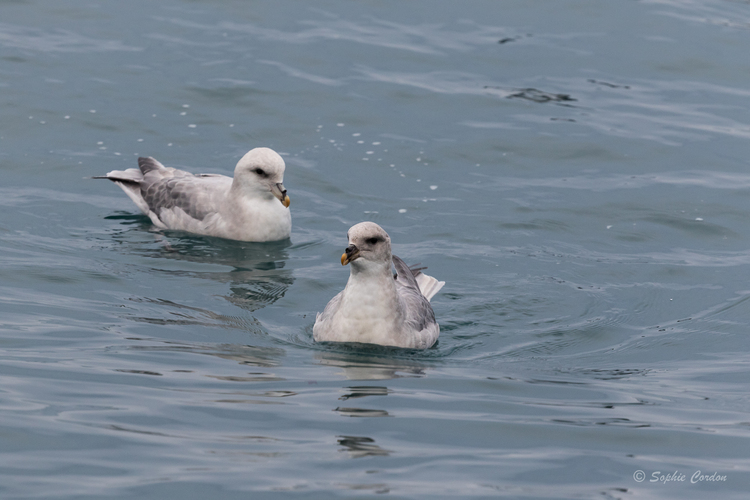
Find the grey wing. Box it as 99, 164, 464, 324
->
313, 290, 344, 340
140, 170, 222, 221
393, 255, 422, 290
392, 255, 437, 333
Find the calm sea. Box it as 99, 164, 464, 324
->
2, 1, 750, 498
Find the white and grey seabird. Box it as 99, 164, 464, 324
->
313, 222, 445, 349
96, 147, 291, 242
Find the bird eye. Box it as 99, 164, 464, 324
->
366, 237, 380, 245
253, 168, 267, 177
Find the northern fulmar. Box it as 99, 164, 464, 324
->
96, 147, 291, 242
313, 222, 445, 349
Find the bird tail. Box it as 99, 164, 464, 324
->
415, 273, 445, 302
94, 168, 150, 214
93, 168, 144, 185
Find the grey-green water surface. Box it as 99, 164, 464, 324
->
2, 1, 750, 498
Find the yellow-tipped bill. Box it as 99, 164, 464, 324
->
272, 182, 290, 208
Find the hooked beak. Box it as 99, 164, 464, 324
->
341, 244, 360, 265
271, 182, 291, 208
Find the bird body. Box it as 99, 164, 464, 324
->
313, 222, 444, 349
97, 147, 291, 242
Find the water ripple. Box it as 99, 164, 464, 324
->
158, 15, 511, 55
0, 23, 140, 53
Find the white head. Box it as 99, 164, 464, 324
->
233, 147, 290, 207
341, 222, 392, 273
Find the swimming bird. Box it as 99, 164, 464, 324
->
313, 222, 445, 349
95, 147, 291, 242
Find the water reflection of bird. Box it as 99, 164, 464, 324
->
337, 436, 391, 458
160, 238, 294, 313
314, 351, 426, 380
110, 231, 294, 314
334, 386, 392, 418
95, 148, 291, 242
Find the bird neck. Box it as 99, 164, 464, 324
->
341, 263, 400, 324
345, 261, 396, 301
349, 258, 392, 278
229, 179, 271, 201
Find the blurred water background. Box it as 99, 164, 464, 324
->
2, 1, 750, 498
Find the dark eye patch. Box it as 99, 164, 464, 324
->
366, 237, 382, 245
253, 168, 268, 177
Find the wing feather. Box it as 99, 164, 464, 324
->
140, 170, 230, 222
313, 290, 344, 341
393, 255, 437, 334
